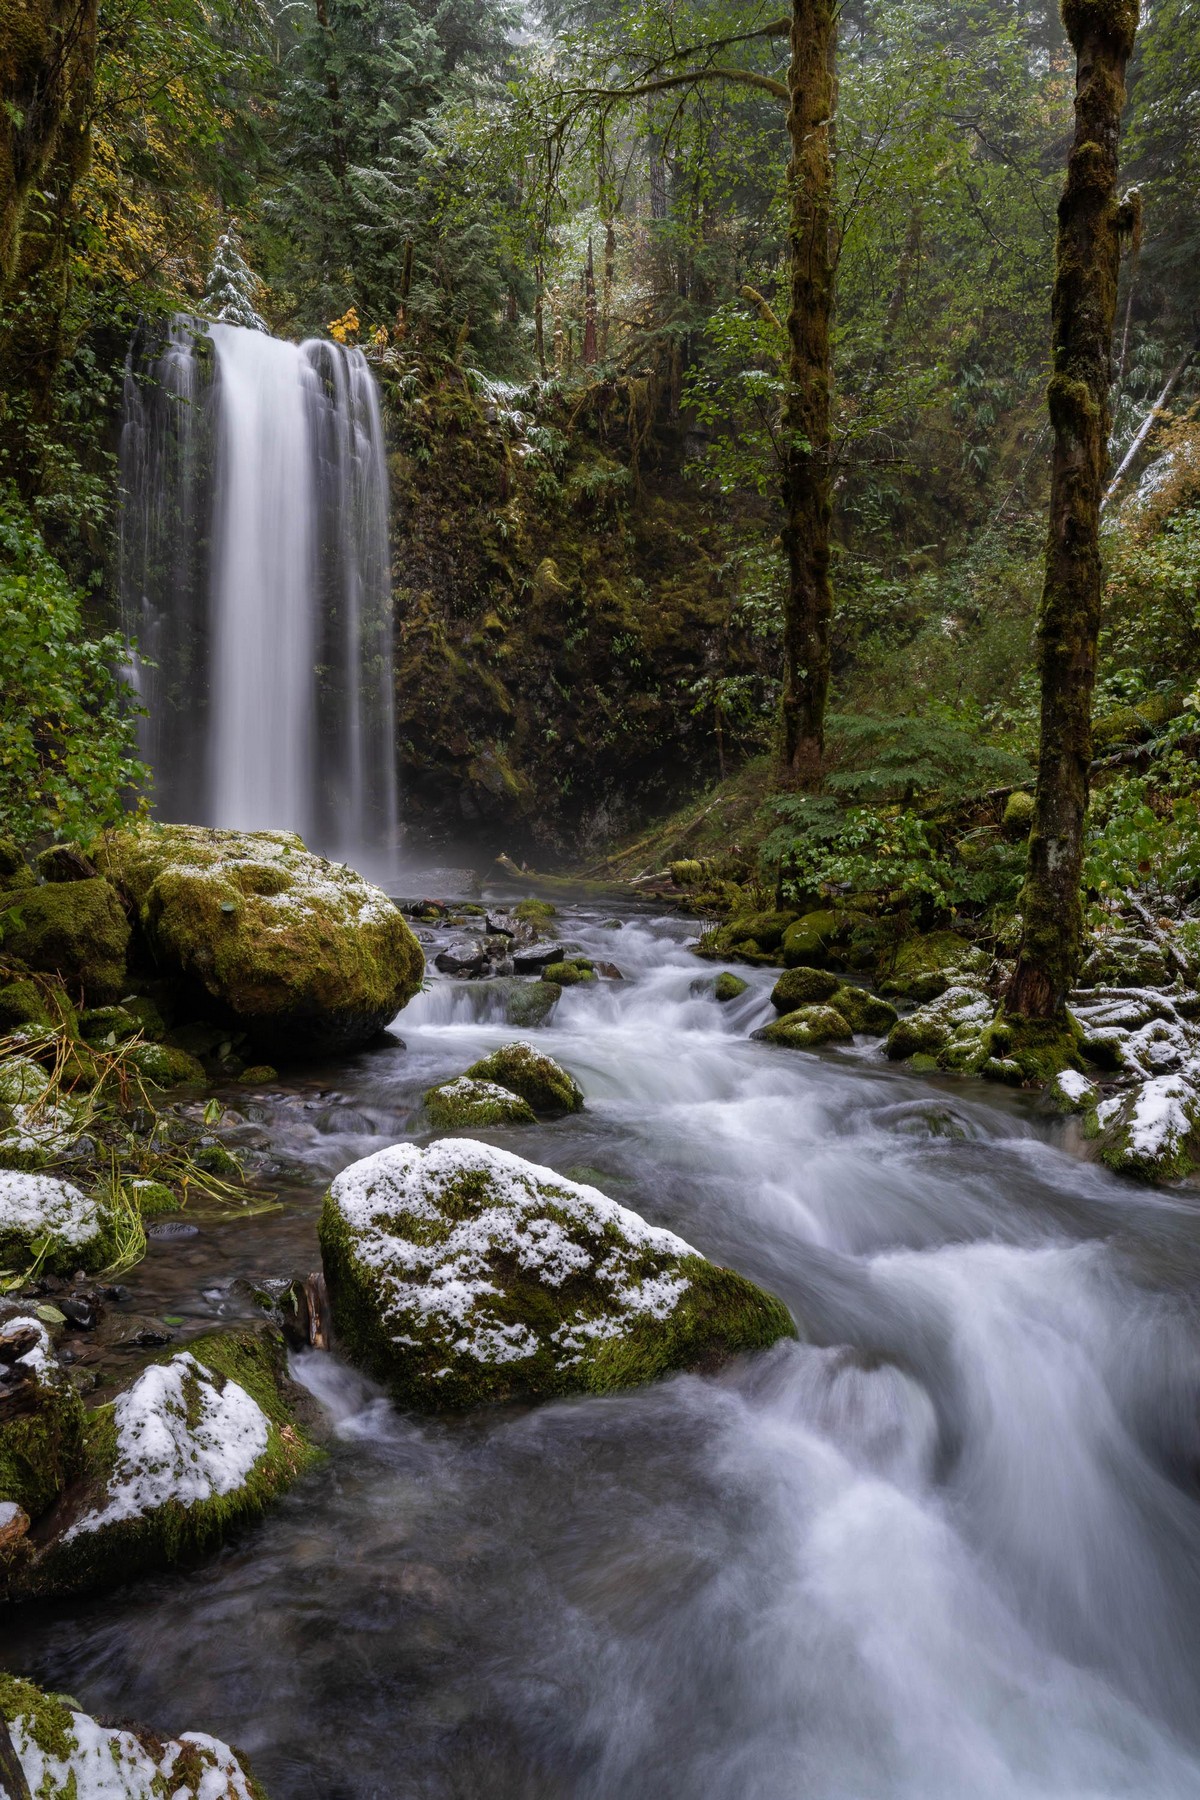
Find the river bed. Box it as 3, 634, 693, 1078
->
8, 906, 1200, 1798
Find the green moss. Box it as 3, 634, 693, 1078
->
424, 1077, 537, 1129
993, 1011, 1084, 1084
759, 1004, 853, 1049
193, 1141, 241, 1178
465, 1042, 584, 1114
0, 979, 54, 1031
21, 1328, 321, 1601
670, 860, 705, 887
769, 965, 839, 1012
131, 1178, 179, 1216
713, 972, 749, 1002
513, 897, 557, 922
238, 1063, 279, 1084
880, 930, 985, 1001
94, 825, 425, 1056
830, 985, 898, 1035
0, 877, 129, 1003
542, 959, 596, 986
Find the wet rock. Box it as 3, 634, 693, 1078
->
95, 1313, 176, 1348
319, 1139, 796, 1410
146, 1220, 199, 1240
592, 961, 624, 981
424, 1076, 537, 1129
512, 943, 565, 972
32, 844, 99, 883
59, 1295, 100, 1330
434, 939, 490, 976
94, 824, 424, 1056
757, 1005, 854, 1049
0, 1669, 270, 1798
463, 1041, 583, 1115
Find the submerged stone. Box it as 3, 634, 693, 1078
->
318, 1139, 796, 1410
0, 1671, 270, 1800
424, 1076, 536, 1129
463, 1041, 584, 1115
94, 824, 424, 1056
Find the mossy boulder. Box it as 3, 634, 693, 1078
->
758, 1004, 854, 1049
830, 984, 898, 1036
464, 1041, 584, 1115
780, 910, 841, 969
0, 877, 129, 1003
94, 825, 424, 1056
127, 1043, 207, 1088
713, 972, 749, 1003
424, 1076, 536, 1129
669, 859, 705, 887
880, 931, 986, 1002
1080, 931, 1175, 990
504, 979, 563, 1028
1002, 789, 1035, 835
0, 1314, 86, 1525
513, 897, 557, 924
1048, 1069, 1099, 1115
0, 1671, 270, 1799
131, 1178, 180, 1216
319, 1139, 796, 1410
769, 966, 840, 1012
11, 1327, 319, 1601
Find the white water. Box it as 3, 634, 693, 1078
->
119, 317, 398, 871
11, 910, 1200, 1796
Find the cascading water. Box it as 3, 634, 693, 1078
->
119, 316, 398, 871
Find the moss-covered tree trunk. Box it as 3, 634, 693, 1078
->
1005, 0, 1139, 1021
779, 0, 836, 786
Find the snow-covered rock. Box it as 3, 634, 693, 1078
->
0, 1056, 90, 1172
424, 1076, 536, 1129
0, 1168, 109, 1271
319, 1139, 794, 1409
0, 1671, 267, 1800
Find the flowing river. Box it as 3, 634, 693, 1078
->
9, 906, 1200, 1798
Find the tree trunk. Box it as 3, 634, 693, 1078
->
779, 0, 836, 785
1005, 0, 1139, 1021
0, 0, 97, 284
582, 234, 597, 365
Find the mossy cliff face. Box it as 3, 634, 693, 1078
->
384, 376, 771, 856
0, 1672, 270, 1800
95, 824, 424, 1055
319, 1139, 796, 1411
2, 1325, 319, 1602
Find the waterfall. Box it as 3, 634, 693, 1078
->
119, 316, 398, 872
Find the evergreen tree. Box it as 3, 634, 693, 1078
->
202, 225, 270, 332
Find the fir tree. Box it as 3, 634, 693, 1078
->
202, 225, 270, 332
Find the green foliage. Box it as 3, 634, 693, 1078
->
762, 796, 963, 912
1104, 504, 1200, 682
824, 712, 1031, 805
1085, 773, 1200, 911
0, 495, 145, 848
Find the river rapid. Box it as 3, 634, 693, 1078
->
9, 906, 1200, 1799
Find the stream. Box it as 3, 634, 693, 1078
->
10, 905, 1200, 1798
